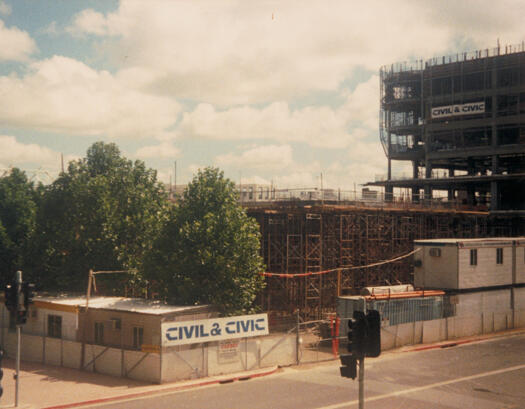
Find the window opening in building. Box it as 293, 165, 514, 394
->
111, 318, 121, 330
496, 248, 504, 264
48, 315, 62, 339
429, 248, 441, 257
94, 322, 104, 344
470, 249, 477, 266
133, 327, 144, 349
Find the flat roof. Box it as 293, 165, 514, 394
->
415, 237, 523, 245
36, 295, 208, 315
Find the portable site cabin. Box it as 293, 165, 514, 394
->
1, 295, 214, 350
413, 237, 525, 290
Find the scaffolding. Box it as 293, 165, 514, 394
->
247, 204, 512, 320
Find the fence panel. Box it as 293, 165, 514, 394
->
298, 318, 336, 364
162, 345, 205, 383
125, 349, 161, 383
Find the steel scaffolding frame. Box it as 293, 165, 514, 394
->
250, 205, 503, 320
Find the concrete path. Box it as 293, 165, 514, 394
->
0, 358, 279, 409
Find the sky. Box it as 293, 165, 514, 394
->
1, 0, 524, 190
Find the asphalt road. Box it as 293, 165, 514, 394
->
86, 333, 525, 409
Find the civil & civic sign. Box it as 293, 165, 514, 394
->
162, 313, 269, 346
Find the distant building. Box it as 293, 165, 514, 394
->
239, 184, 273, 202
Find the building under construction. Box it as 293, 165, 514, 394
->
368, 43, 525, 212
246, 202, 522, 320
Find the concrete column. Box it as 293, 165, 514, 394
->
424, 185, 432, 203
411, 162, 419, 203
492, 155, 499, 174
467, 186, 476, 206
412, 188, 420, 203
447, 168, 455, 201
490, 181, 499, 211
424, 163, 432, 204
385, 185, 393, 202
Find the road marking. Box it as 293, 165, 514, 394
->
317, 363, 525, 409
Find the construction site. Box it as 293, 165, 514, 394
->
244, 43, 525, 321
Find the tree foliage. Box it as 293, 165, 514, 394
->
0, 168, 37, 286
33, 142, 168, 291
145, 167, 265, 315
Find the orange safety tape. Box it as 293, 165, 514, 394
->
260, 247, 421, 278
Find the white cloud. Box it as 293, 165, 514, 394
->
240, 174, 271, 186
67, 9, 110, 36
0, 55, 181, 139
65, 0, 525, 106
179, 101, 348, 148
0, 1, 11, 16
179, 75, 379, 148
135, 142, 180, 159
216, 144, 293, 171
0, 20, 36, 62
0, 135, 60, 167
273, 171, 320, 189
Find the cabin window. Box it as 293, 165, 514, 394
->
470, 249, 477, 266
133, 327, 144, 349
48, 315, 62, 339
94, 322, 104, 344
429, 248, 441, 257
496, 248, 503, 264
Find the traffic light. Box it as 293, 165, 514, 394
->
4, 283, 17, 312
348, 310, 366, 357
0, 348, 3, 399
339, 354, 357, 379
22, 282, 35, 309
346, 316, 356, 354
365, 310, 381, 358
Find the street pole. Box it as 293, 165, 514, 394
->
358, 296, 366, 409
296, 309, 300, 365
358, 357, 364, 409
15, 270, 22, 407
15, 325, 20, 407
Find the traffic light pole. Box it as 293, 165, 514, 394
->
15, 325, 20, 407
358, 356, 364, 409
359, 298, 366, 409
15, 270, 22, 408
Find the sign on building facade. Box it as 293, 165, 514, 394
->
431, 102, 485, 119
161, 313, 269, 346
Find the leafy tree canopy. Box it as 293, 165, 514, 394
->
145, 167, 265, 315
33, 142, 168, 291
0, 168, 37, 286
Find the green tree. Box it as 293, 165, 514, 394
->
33, 142, 169, 291
0, 168, 37, 286
145, 167, 265, 315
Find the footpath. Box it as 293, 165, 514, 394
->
1, 328, 524, 409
